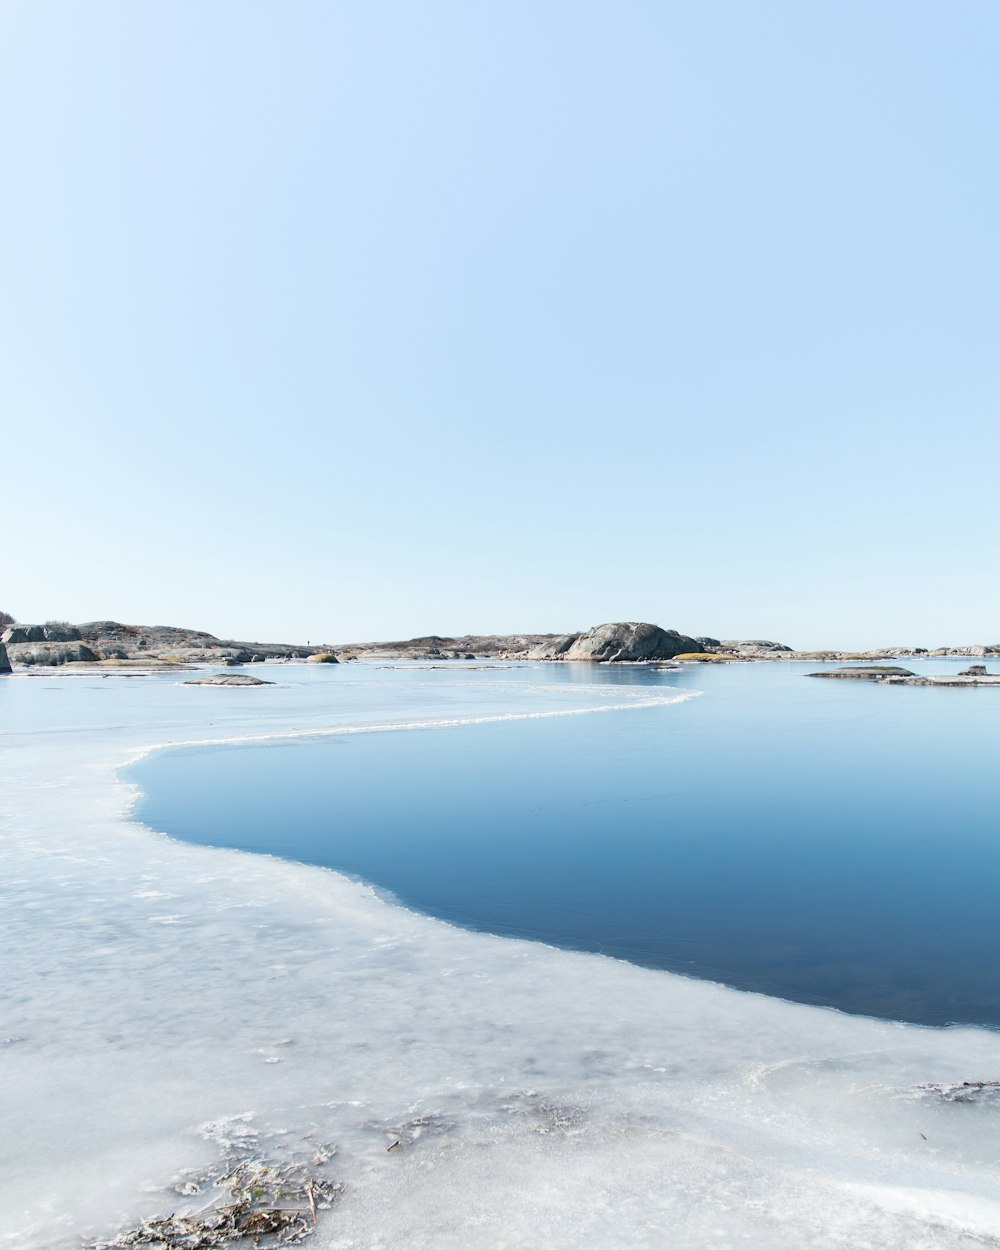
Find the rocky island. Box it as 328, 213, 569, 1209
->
2, 615, 1000, 676
182, 673, 275, 687
809, 665, 1000, 687
0, 621, 325, 671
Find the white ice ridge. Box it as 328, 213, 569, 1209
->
1, 666, 999, 1250
127, 688, 698, 760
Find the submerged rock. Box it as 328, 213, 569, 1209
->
564, 622, 701, 662
183, 673, 274, 686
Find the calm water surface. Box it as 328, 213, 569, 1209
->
130, 661, 1000, 1027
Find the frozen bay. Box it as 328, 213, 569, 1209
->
134, 660, 1000, 1027
2, 662, 1000, 1248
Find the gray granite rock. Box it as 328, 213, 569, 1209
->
528, 634, 582, 659
8, 642, 99, 666
183, 673, 274, 686
2, 623, 83, 643
97, 646, 130, 660
2, 625, 45, 644
41, 623, 82, 642
808, 665, 1000, 688
808, 666, 916, 680
720, 639, 793, 653
564, 622, 701, 662
928, 644, 998, 657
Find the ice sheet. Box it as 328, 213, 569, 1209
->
1, 665, 998, 1249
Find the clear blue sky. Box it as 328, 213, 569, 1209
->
2, 2, 997, 648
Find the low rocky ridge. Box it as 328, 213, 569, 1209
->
333, 633, 556, 661
0, 622, 567, 668
809, 666, 917, 680
2, 617, 1000, 671
76, 622, 313, 663
3, 623, 82, 643
6, 641, 100, 666
1, 621, 326, 668
183, 673, 274, 687
809, 665, 1000, 687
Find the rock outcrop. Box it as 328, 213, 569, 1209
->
183, 673, 274, 686
76, 621, 314, 662
719, 639, 793, 656
334, 633, 560, 661
528, 634, 582, 659
0, 621, 324, 666
2, 623, 82, 644
8, 642, 99, 666
39, 623, 82, 642
809, 666, 916, 680
0, 643, 10, 674
563, 622, 701, 662
306, 652, 340, 664
808, 666, 1000, 687
928, 644, 1000, 657
2, 625, 45, 644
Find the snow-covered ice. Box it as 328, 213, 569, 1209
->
2, 664, 998, 1249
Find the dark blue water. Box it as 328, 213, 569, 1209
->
130, 662, 1000, 1026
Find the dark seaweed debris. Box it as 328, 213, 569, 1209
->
87, 1159, 344, 1249
914, 1080, 1000, 1105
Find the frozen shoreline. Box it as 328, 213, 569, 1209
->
3, 667, 1000, 1249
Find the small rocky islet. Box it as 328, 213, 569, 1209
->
808, 663, 1000, 687
182, 673, 275, 687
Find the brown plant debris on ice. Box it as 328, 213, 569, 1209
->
87, 1158, 344, 1249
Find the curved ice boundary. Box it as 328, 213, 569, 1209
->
1, 667, 999, 1250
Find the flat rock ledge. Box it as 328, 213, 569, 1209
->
809, 666, 1000, 687
809, 666, 916, 680
183, 673, 274, 687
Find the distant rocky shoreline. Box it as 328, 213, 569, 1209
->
808, 664, 1000, 687
2, 617, 999, 675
